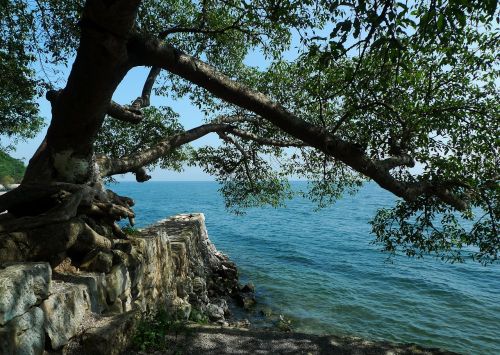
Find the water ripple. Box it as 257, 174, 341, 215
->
111, 181, 500, 355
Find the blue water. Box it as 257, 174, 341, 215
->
111, 181, 499, 354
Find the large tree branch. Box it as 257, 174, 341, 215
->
378, 154, 415, 171
97, 122, 231, 178
127, 35, 467, 210
107, 101, 143, 123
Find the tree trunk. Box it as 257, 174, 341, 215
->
0, 0, 141, 268
24, 1, 139, 185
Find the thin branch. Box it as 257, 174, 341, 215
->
132, 66, 162, 109
218, 132, 256, 190
378, 154, 415, 170
158, 13, 246, 38
229, 128, 307, 148
107, 101, 143, 123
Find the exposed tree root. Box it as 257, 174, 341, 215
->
0, 188, 84, 232
0, 183, 137, 271
72, 223, 113, 253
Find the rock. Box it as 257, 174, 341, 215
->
232, 318, 251, 328
41, 282, 91, 349
170, 297, 192, 320
0, 306, 45, 355
237, 293, 256, 310
112, 240, 132, 253
220, 263, 237, 277
80, 250, 113, 273
53, 257, 79, 274
216, 320, 229, 327
105, 264, 130, 306
243, 296, 256, 309
192, 276, 206, 294
216, 298, 230, 317
78, 311, 139, 355
0, 214, 245, 354
206, 303, 225, 321
176, 277, 193, 298
241, 282, 255, 293
0, 263, 51, 325
53, 272, 108, 314
259, 307, 273, 317
111, 249, 129, 266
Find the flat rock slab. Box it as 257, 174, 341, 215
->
69, 311, 139, 355
0, 307, 45, 355
41, 281, 91, 350
0, 263, 51, 325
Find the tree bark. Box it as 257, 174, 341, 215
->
23, 0, 141, 185
97, 123, 231, 177
0, 0, 143, 267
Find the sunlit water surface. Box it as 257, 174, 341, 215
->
111, 181, 499, 354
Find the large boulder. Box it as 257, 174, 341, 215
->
0, 307, 45, 355
0, 263, 51, 325
78, 311, 139, 355
41, 282, 91, 350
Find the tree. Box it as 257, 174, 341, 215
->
0, 151, 26, 184
0, 0, 498, 266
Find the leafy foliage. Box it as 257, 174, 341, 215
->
194, 143, 293, 213
371, 196, 499, 265
122, 225, 141, 236
0, 1, 44, 150
131, 310, 189, 353
1, 0, 499, 262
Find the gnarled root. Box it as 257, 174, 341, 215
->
0, 183, 137, 271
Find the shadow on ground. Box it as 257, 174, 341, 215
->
128, 324, 457, 355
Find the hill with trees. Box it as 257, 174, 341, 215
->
0, 151, 25, 186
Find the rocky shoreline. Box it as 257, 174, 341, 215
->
0, 213, 256, 354
0, 213, 457, 355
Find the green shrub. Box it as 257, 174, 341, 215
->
122, 225, 140, 236
188, 308, 209, 324
131, 310, 189, 352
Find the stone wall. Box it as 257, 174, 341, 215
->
0, 214, 239, 355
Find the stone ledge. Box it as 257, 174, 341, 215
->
0, 213, 239, 354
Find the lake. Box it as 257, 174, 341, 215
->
111, 181, 499, 354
